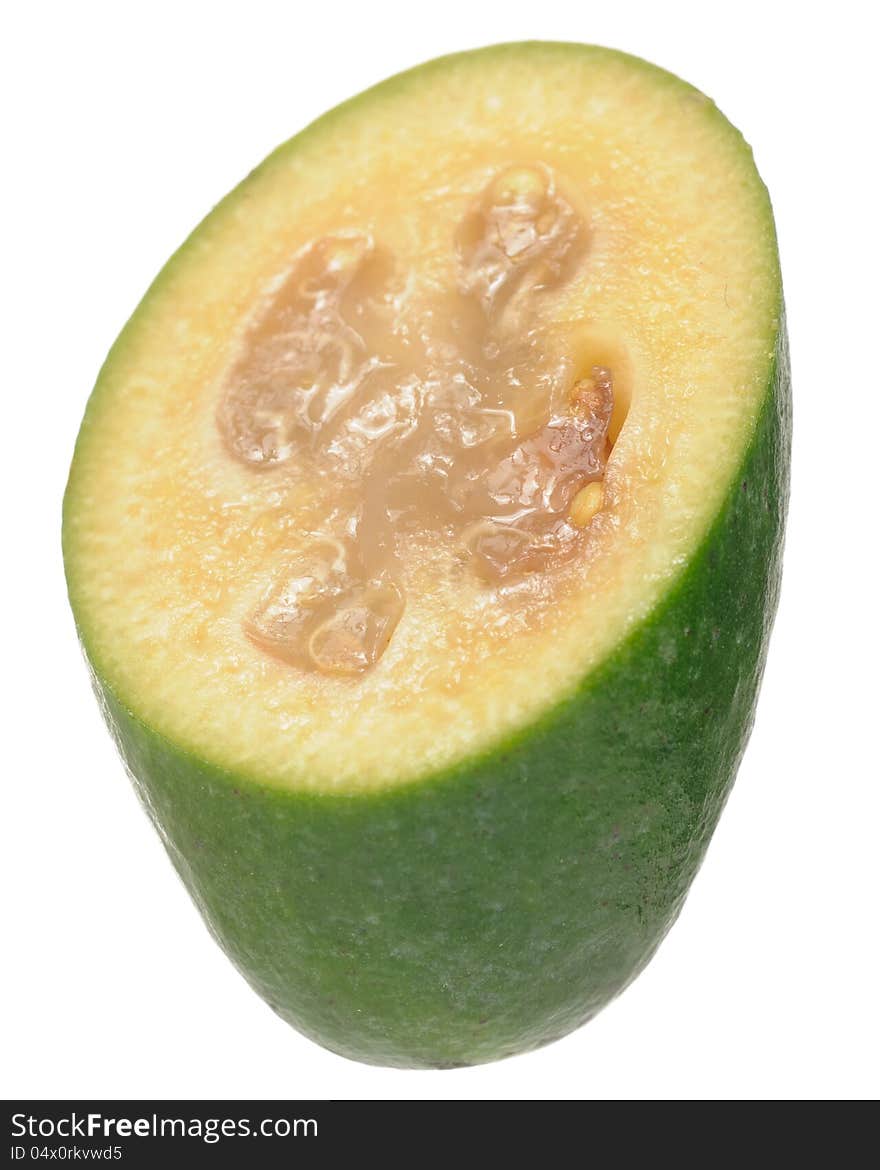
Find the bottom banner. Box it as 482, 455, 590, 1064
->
3, 1101, 566, 1164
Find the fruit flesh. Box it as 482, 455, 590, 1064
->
64, 42, 782, 794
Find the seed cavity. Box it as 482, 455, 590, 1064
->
221, 165, 621, 675
306, 582, 405, 676
245, 539, 404, 675
456, 164, 587, 326
217, 234, 405, 468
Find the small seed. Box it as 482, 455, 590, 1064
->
570, 481, 603, 528
492, 165, 547, 205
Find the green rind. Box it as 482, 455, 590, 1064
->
88, 321, 789, 1067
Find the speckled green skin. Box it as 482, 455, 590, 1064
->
84, 319, 789, 1067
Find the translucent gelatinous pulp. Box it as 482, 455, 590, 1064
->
217, 165, 615, 674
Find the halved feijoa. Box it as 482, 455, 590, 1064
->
63, 42, 789, 1067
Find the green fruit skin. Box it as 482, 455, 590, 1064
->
79, 314, 789, 1067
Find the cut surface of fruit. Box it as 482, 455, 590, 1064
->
64, 42, 782, 795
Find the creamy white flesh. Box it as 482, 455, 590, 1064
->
64, 46, 780, 791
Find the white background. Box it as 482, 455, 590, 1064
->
3, 0, 878, 1101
